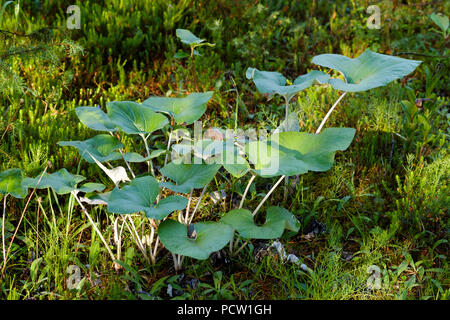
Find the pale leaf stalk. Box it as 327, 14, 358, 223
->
284, 96, 291, 202
124, 215, 147, 260
251, 92, 348, 216
231, 174, 257, 254
119, 149, 136, 179
148, 223, 155, 264
159, 129, 174, 203
2, 195, 7, 266
72, 192, 117, 263
163, 129, 174, 170
234, 240, 249, 256
184, 189, 194, 225
252, 175, 285, 217
109, 132, 135, 178
239, 174, 256, 209
140, 133, 155, 176
152, 235, 160, 262
172, 253, 179, 271
315, 91, 347, 134
187, 184, 208, 224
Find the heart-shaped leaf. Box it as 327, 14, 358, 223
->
22, 169, 85, 195
107, 176, 186, 219
58, 134, 123, 163
246, 127, 356, 177
430, 13, 449, 33
143, 92, 214, 125
75, 107, 117, 132
0, 168, 28, 198
220, 206, 299, 239
146, 196, 188, 220
107, 176, 159, 216
160, 162, 221, 193
158, 220, 234, 260
267, 206, 301, 233
176, 29, 205, 46
311, 49, 421, 92
246, 67, 329, 101
106, 101, 169, 134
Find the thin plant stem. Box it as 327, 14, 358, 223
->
124, 215, 147, 259
188, 184, 208, 224
177, 254, 182, 271
231, 76, 240, 131
119, 149, 136, 179
140, 133, 155, 176
152, 236, 160, 263
284, 97, 290, 201
184, 189, 194, 225
315, 91, 347, 134
284, 97, 290, 132
249, 92, 349, 217
109, 132, 135, 178
72, 192, 116, 263
163, 129, 173, 169
252, 175, 285, 217
172, 253, 178, 271
35, 197, 41, 258
2, 195, 7, 266
234, 240, 249, 256
239, 174, 256, 209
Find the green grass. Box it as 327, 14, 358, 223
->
0, 0, 448, 300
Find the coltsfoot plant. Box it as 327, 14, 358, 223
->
0, 34, 421, 273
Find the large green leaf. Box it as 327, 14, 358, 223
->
311, 49, 421, 92
0, 168, 28, 198
107, 176, 158, 215
106, 101, 169, 134
246, 67, 329, 100
159, 220, 234, 260
160, 162, 221, 193
146, 196, 188, 220
107, 176, 187, 219
75, 107, 117, 132
246, 128, 356, 177
176, 29, 205, 46
22, 169, 85, 195
58, 134, 123, 163
220, 206, 300, 240
142, 92, 214, 125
